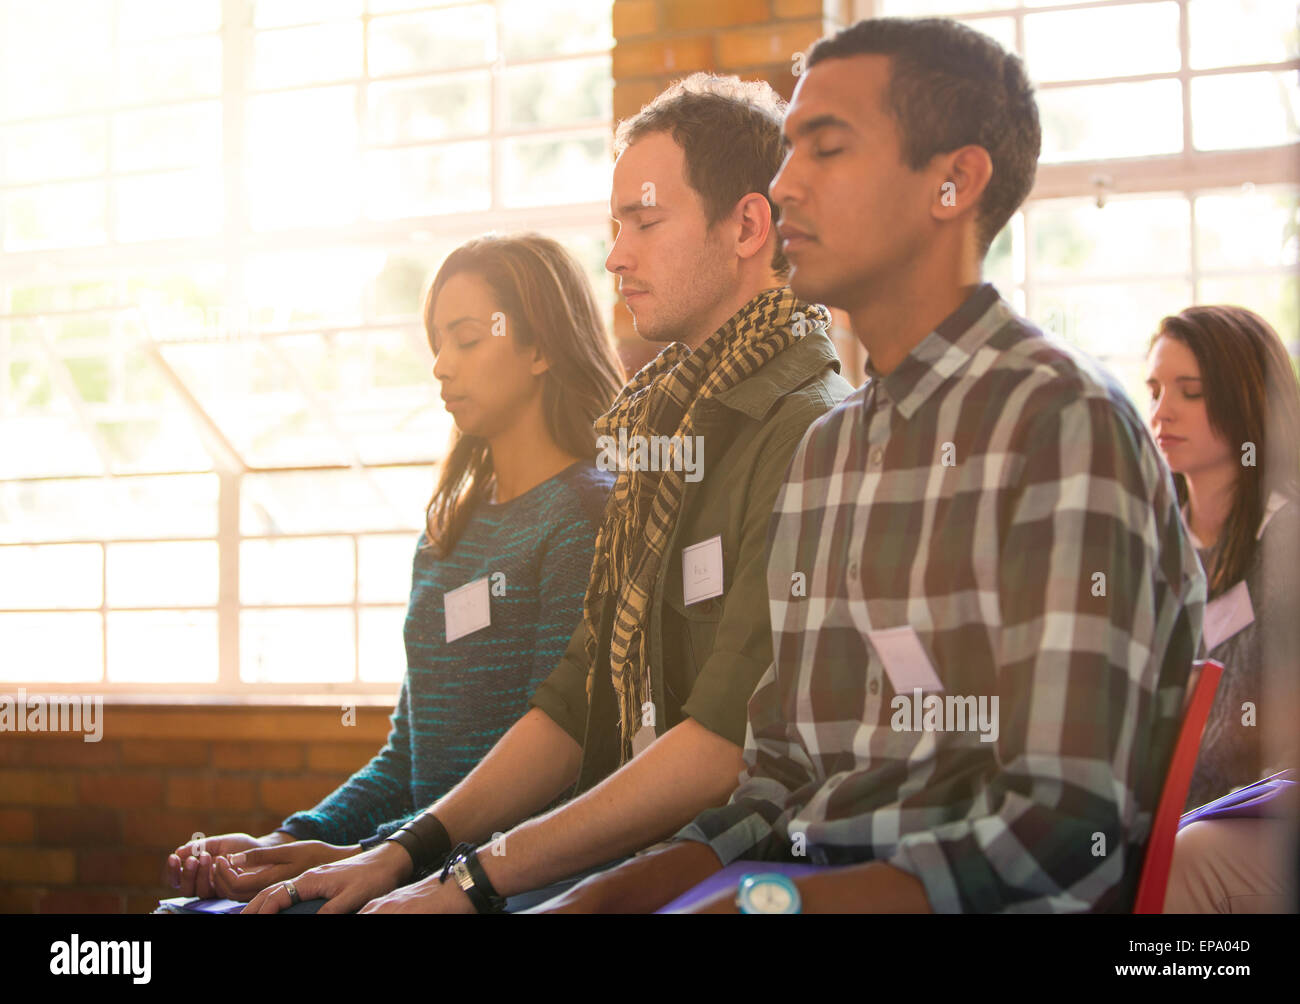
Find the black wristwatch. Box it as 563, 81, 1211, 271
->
440, 842, 507, 914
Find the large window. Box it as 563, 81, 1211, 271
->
0, 0, 614, 694
864, 0, 1299, 401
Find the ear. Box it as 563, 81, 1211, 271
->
930, 144, 993, 228
528, 344, 551, 377
732, 191, 775, 265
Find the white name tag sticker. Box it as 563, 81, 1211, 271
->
1203, 580, 1255, 652
444, 576, 492, 643
631, 725, 657, 758
682, 535, 724, 606
868, 625, 944, 694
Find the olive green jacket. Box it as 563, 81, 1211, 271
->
530, 323, 853, 794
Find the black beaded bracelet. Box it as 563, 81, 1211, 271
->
384, 813, 452, 880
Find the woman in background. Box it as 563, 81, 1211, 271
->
163, 233, 624, 901
1144, 304, 1300, 912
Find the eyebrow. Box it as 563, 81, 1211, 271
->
428, 315, 487, 341
1145, 375, 1203, 383
782, 112, 854, 146
610, 202, 665, 221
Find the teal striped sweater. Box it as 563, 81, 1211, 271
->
280, 461, 611, 845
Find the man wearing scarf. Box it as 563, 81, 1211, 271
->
243, 73, 851, 914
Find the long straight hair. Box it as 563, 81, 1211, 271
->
1152, 305, 1300, 596
421, 233, 624, 557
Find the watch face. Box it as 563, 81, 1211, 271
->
739, 875, 800, 914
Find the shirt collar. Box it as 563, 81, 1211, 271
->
1181, 490, 1291, 550
862, 283, 1006, 421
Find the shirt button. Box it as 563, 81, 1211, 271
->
847, 561, 859, 579
869, 678, 879, 695
870, 447, 883, 466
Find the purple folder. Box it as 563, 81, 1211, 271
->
155, 896, 246, 914
1178, 769, 1296, 831
655, 861, 828, 913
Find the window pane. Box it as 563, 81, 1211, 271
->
1031, 196, 1191, 280
502, 57, 612, 129
1034, 280, 1193, 360
1025, 3, 1179, 83
955, 16, 1017, 54
359, 605, 407, 682
1192, 71, 1300, 151
107, 610, 217, 682
118, 0, 223, 41
1197, 186, 1300, 271
1189, 0, 1300, 70
0, 612, 103, 683
117, 37, 222, 103
115, 170, 224, 242
1199, 275, 1299, 351
4, 119, 108, 184
500, 134, 610, 208
113, 104, 222, 172
367, 6, 496, 77
241, 608, 354, 682
2, 2, 114, 119
364, 143, 492, 218
366, 74, 491, 145
985, 212, 1024, 289
879, 0, 1005, 14
3, 182, 107, 252
246, 88, 361, 229
107, 541, 218, 607
241, 468, 428, 535
0, 544, 102, 609
358, 533, 417, 603
252, 22, 363, 89
1040, 80, 1183, 162
241, 537, 355, 605
0, 475, 218, 543
254, 0, 364, 28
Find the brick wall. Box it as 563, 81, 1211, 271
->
0, 704, 391, 914
608, 0, 862, 376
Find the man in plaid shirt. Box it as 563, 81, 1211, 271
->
537, 17, 1205, 914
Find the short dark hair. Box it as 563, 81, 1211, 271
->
807, 17, 1041, 256
614, 73, 789, 278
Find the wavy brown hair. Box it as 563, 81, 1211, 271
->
422, 233, 624, 557
1152, 305, 1300, 597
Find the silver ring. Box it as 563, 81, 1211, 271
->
283, 880, 301, 906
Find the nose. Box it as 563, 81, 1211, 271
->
432, 345, 453, 385
1149, 386, 1174, 428
769, 148, 801, 211
605, 226, 631, 276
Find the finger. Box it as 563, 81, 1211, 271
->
178, 855, 199, 897
213, 856, 246, 900
227, 845, 288, 869
316, 883, 368, 916
219, 860, 279, 901
249, 882, 291, 915
166, 854, 183, 889
194, 852, 214, 898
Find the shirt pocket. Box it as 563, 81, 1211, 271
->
661, 582, 724, 711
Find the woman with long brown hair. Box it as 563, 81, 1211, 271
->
165, 233, 624, 903
1144, 304, 1300, 912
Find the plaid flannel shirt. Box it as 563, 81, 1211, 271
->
675, 283, 1206, 913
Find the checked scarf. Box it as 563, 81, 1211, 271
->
583, 286, 833, 763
